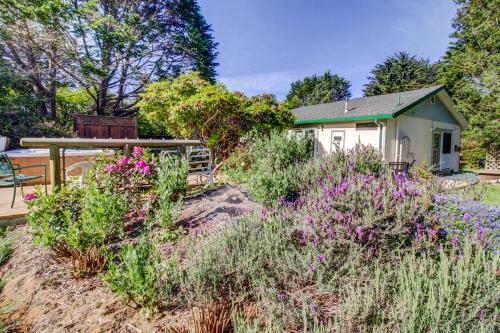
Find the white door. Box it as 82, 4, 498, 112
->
440, 132, 452, 170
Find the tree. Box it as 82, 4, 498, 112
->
286, 70, 351, 108
439, 0, 499, 156
0, 0, 219, 117
139, 72, 294, 166
363, 51, 438, 96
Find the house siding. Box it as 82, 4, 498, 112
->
384, 96, 461, 171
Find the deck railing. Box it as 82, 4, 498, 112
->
20, 137, 202, 190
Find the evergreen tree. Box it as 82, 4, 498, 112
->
286, 70, 351, 108
363, 51, 438, 96
439, 0, 499, 155
174, 0, 219, 82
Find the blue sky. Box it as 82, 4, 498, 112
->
197, 0, 456, 99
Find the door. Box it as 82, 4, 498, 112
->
431, 132, 441, 168
441, 132, 452, 170
331, 130, 345, 151
431, 131, 452, 170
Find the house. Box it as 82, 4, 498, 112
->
290, 85, 469, 172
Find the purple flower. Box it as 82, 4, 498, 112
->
463, 212, 471, 222
132, 146, 144, 157
479, 309, 486, 321
317, 254, 326, 263
279, 196, 286, 205
355, 226, 365, 240
278, 292, 286, 303
308, 263, 316, 272
23, 192, 37, 201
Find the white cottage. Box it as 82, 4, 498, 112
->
291, 85, 469, 173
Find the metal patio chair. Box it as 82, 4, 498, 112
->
0, 153, 47, 208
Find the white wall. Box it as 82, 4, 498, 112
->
386, 116, 461, 171
315, 122, 381, 156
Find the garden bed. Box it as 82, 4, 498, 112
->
0, 185, 257, 332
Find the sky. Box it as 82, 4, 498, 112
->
197, 0, 457, 100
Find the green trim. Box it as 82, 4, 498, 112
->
294, 113, 393, 125
294, 85, 446, 125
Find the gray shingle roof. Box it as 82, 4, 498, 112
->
292, 85, 445, 124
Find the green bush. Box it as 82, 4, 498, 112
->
26, 186, 83, 248
65, 184, 128, 249
102, 238, 179, 315
155, 154, 189, 227
26, 183, 127, 251
248, 131, 312, 205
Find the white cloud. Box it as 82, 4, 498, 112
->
219, 70, 307, 100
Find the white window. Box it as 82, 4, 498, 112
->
331, 130, 345, 150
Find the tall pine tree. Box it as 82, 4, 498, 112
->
363, 51, 438, 96
286, 70, 351, 108
439, 0, 499, 157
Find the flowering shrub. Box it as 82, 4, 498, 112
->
95, 146, 157, 194
433, 194, 500, 249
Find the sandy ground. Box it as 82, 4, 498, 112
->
0, 185, 258, 333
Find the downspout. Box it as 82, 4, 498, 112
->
394, 117, 400, 162
374, 119, 385, 159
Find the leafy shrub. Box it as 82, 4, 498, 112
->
102, 238, 179, 315
26, 186, 83, 248
156, 154, 189, 227
248, 131, 312, 205
334, 240, 498, 333
219, 145, 252, 184
65, 184, 128, 250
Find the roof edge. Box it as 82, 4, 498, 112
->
294, 113, 393, 125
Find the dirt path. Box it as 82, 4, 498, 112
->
0, 185, 257, 333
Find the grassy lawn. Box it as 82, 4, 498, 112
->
483, 184, 500, 207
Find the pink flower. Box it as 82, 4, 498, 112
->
308, 263, 316, 272
104, 163, 117, 172
23, 192, 37, 201
116, 156, 130, 166
134, 159, 148, 170
132, 146, 144, 157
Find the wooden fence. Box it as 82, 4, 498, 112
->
73, 114, 137, 139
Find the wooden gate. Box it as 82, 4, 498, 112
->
73, 114, 137, 139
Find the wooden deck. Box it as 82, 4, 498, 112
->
0, 185, 49, 225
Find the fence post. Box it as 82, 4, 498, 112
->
49, 145, 61, 191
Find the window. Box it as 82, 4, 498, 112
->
331, 130, 345, 150
356, 123, 378, 130
442, 132, 451, 154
